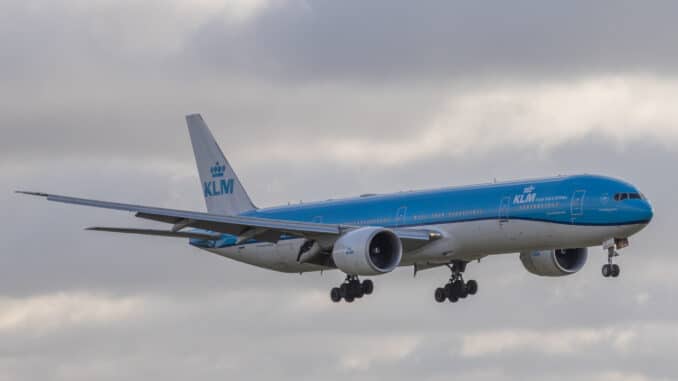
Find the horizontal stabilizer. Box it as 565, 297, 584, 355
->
86, 227, 221, 240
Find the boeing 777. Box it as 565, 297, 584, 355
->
18, 114, 654, 303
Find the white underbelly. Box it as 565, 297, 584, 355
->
200, 220, 645, 273
409, 220, 643, 262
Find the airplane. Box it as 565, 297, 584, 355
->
18, 114, 654, 304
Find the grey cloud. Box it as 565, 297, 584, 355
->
189, 0, 678, 81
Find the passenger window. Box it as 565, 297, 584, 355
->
630, 193, 641, 200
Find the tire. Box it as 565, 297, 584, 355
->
330, 287, 342, 302
344, 294, 355, 303
435, 288, 446, 303
466, 280, 478, 295
340, 283, 348, 297
444, 283, 453, 298
452, 280, 464, 296
459, 286, 468, 299
611, 264, 620, 278
362, 279, 374, 295
601, 264, 611, 277
448, 294, 459, 303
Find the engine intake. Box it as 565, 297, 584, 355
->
332, 227, 403, 275
520, 248, 588, 277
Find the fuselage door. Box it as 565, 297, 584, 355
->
499, 196, 511, 223
571, 190, 586, 218
395, 206, 407, 227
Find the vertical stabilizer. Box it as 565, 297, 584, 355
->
186, 114, 256, 215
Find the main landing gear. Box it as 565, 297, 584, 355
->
330, 275, 374, 303
434, 261, 478, 304
602, 238, 626, 278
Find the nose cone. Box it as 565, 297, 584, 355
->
628, 198, 654, 225
640, 200, 654, 224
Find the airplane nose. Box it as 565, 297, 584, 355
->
640, 201, 654, 223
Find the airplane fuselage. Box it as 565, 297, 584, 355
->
191, 174, 653, 273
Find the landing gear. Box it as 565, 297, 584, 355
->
330, 275, 374, 303
602, 263, 620, 278
602, 240, 623, 278
434, 261, 479, 304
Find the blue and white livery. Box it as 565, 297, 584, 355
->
18, 114, 654, 304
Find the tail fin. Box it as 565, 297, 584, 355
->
186, 114, 256, 215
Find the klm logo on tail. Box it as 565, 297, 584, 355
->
204, 162, 234, 197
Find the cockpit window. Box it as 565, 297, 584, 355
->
614, 192, 644, 201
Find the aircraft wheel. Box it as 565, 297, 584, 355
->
444, 283, 454, 298
435, 288, 447, 303
602, 264, 611, 278
362, 279, 374, 295
330, 287, 342, 302
344, 294, 355, 303
466, 280, 478, 295
452, 280, 464, 296
448, 294, 459, 303
459, 285, 469, 299
340, 283, 349, 297
611, 264, 620, 278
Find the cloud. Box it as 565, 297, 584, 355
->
460, 327, 636, 357
3, 75, 678, 169
276, 76, 678, 165
338, 336, 421, 371
188, 0, 678, 81
0, 292, 142, 334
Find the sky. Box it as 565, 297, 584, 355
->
1, 1, 677, 380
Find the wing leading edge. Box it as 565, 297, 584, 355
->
16, 191, 439, 247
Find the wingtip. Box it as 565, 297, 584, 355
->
15, 191, 48, 197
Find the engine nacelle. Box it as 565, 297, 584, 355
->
332, 227, 403, 276
519, 248, 588, 277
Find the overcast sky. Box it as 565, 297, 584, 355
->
1, 1, 677, 380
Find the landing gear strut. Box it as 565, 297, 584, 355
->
435, 261, 478, 303
602, 246, 621, 278
330, 275, 374, 303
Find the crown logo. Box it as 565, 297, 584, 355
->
210, 162, 226, 178
523, 185, 536, 194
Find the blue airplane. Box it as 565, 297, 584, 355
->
18, 114, 654, 304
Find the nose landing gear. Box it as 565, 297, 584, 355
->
602, 239, 626, 278
330, 275, 374, 303
602, 247, 621, 278
434, 261, 478, 303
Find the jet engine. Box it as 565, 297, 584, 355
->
519, 248, 588, 277
332, 227, 403, 276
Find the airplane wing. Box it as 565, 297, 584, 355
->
17, 192, 440, 248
